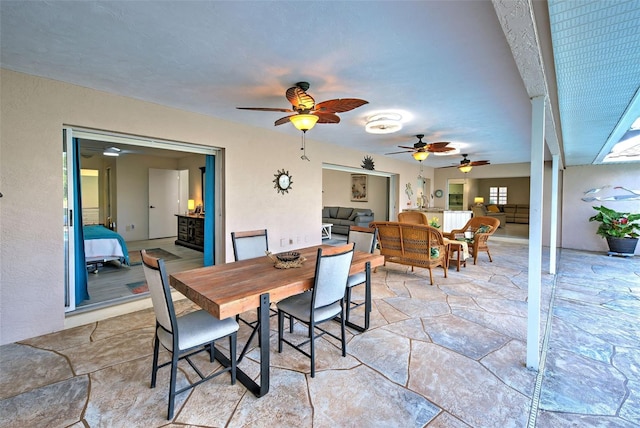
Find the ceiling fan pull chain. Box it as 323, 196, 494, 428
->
300, 131, 310, 161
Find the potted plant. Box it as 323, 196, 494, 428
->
589, 205, 640, 255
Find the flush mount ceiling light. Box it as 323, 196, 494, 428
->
365, 113, 403, 134
103, 146, 121, 157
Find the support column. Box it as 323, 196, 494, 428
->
549, 154, 559, 274
527, 96, 545, 371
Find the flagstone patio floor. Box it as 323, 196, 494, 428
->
1, 242, 638, 427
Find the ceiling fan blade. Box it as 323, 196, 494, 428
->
469, 160, 490, 166
425, 142, 453, 152
237, 107, 294, 113
428, 146, 455, 153
385, 150, 414, 155
274, 115, 296, 126
398, 145, 418, 150
314, 98, 369, 113
314, 112, 341, 124
286, 86, 315, 111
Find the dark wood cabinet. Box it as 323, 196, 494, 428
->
175, 214, 204, 252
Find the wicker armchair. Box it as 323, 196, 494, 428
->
369, 221, 447, 285
397, 211, 429, 225
444, 216, 500, 265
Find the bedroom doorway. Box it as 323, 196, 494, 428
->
63, 127, 222, 313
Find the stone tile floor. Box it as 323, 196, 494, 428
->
1, 242, 638, 427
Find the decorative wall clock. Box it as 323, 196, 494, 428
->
434, 189, 444, 198
273, 169, 293, 194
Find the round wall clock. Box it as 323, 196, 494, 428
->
273, 169, 293, 194
434, 189, 444, 198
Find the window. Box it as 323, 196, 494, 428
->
489, 187, 507, 205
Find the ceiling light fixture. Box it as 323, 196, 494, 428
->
412, 151, 429, 161
458, 164, 473, 173
290, 114, 319, 132
103, 146, 121, 157
365, 113, 403, 134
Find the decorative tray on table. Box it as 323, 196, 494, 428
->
266, 251, 306, 269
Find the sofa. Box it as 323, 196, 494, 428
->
322, 206, 374, 235
471, 205, 506, 228
369, 221, 448, 285
473, 204, 529, 224
498, 204, 529, 224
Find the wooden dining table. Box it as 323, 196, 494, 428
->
169, 244, 384, 397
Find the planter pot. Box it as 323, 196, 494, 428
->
606, 236, 639, 256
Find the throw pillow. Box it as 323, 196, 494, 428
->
348, 210, 358, 221
476, 224, 492, 234
487, 205, 500, 213
356, 211, 368, 217
430, 247, 440, 259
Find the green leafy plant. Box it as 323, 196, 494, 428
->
589, 205, 640, 239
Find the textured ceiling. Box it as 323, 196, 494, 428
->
548, 0, 640, 165
1, 1, 637, 168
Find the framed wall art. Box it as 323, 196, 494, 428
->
351, 174, 368, 202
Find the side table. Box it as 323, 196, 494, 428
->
444, 238, 468, 272
321, 223, 333, 240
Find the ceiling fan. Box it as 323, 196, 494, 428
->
445, 154, 490, 173
237, 81, 368, 131
385, 134, 455, 161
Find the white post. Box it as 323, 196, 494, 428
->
527, 96, 545, 370
549, 154, 559, 274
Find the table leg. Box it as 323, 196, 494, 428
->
214, 292, 270, 397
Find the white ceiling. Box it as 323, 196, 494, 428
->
1, 1, 638, 168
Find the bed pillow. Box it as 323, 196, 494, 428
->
487, 205, 500, 213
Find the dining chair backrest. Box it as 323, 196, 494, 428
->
141, 250, 175, 336
312, 243, 354, 309
231, 229, 269, 261
347, 226, 377, 254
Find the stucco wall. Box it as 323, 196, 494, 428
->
562, 164, 640, 254
0, 69, 424, 344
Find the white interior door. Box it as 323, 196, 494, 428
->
149, 168, 180, 239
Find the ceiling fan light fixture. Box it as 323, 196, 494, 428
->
412, 151, 429, 161
458, 164, 473, 173
289, 114, 319, 131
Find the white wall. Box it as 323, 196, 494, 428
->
322, 169, 388, 222
0, 69, 424, 344
562, 164, 640, 255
